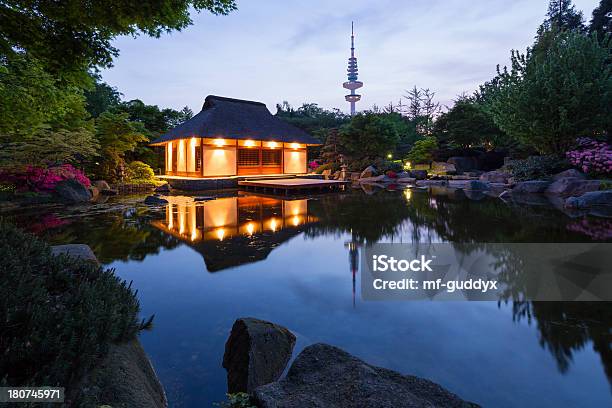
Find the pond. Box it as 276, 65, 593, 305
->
6, 187, 612, 407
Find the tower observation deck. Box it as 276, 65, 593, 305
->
343, 22, 363, 115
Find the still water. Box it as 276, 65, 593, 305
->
10, 188, 612, 407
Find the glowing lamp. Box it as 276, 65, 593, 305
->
269, 141, 278, 148
214, 138, 225, 147
246, 222, 255, 235
245, 140, 256, 147
216, 228, 225, 241
290, 143, 299, 150
404, 161, 412, 170
387, 153, 393, 159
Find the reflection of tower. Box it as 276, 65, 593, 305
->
344, 232, 360, 308
343, 22, 363, 115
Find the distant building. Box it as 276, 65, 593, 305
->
150, 95, 320, 178
342, 22, 363, 115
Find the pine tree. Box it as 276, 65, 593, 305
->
589, 0, 612, 41
538, 0, 586, 34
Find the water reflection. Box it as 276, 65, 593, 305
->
151, 194, 318, 272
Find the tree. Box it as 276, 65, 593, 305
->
487, 31, 611, 155
0, 1, 237, 76
406, 137, 438, 164
275, 101, 349, 139
434, 98, 505, 149
401, 86, 440, 136
589, 0, 612, 41
85, 78, 122, 118
93, 112, 147, 182
538, 0, 586, 34
338, 113, 402, 160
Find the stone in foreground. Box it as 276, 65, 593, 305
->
253, 343, 479, 408
223, 318, 296, 394
51, 244, 98, 264
55, 179, 91, 203
552, 169, 586, 181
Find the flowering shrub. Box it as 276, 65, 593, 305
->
0, 164, 91, 192
308, 160, 320, 170
566, 138, 612, 177
386, 170, 398, 179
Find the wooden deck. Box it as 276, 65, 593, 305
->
238, 178, 348, 194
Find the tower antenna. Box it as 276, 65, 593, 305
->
343, 21, 363, 115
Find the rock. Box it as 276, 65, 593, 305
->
223, 318, 296, 394
144, 195, 169, 206
552, 169, 586, 181
464, 180, 490, 191
396, 171, 411, 179
360, 166, 378, 179
464, 190, 487, 201
51, 244, 99, 264
409, 170, 428, 180
479, 171, 509, 184
253, 343, 479, 408
89, 186, 100, 200
432, 161, 456, 174
359, 175, 386, 183
94, 180, 111, 191
55, 179, 91, 204
512, 180, 551, 194
448, 156, 479, 173
565, 191, 612, 209
154, 183, 171, 193
416, 180, 448, 187
80, 339, 167, 408
545, 178, 600, 197
397, 177, 416, 184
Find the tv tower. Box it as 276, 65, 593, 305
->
343, 22, 363, 115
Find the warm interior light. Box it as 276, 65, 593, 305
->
245, 140, 255, 147
269, 141, 278, 148
214, 138, 225, 147
404, 161, 412, 170
292, 215, 299, 226
246, 222, 255, 235
291, 143, 299, 150
216, 228, 225, 241
270, 218, 278, 232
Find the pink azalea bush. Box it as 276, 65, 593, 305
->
566, 138, 612, 177
0, 164, 91, 193
308, 160, 320, 170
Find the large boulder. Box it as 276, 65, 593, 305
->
360, 166, 378, 179
409, 170, 428, 180
54, 179, 91, 204
552, 169, 586, 181
253, 343, 479, 408
544, 178, 600, 196
359, 175, 386, 184
432, 161, 456, 174
565, 191, 612, 209
448, 156, 479, 173
512, 181, 551, 194
479, 171, 509, 184
154, 183, 171, 193
223, 318, 296, 394
94, 180, 111, 190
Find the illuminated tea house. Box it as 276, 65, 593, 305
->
151, 194, 318, 271
150, 95, 321, 178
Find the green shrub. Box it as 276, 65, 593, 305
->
313, 162, 339, 174
215, 393, 257, 408
0, 221, 140, 399
505, 155, 571, 181
126, 160, 155, 183
406, 137, 438, 164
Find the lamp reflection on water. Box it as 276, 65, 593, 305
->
152, 194, 315, 243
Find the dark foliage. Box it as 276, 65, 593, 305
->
0, 221, 140, 397
504, 155, 571, 181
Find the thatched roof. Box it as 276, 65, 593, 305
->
150, 95, 320, 145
